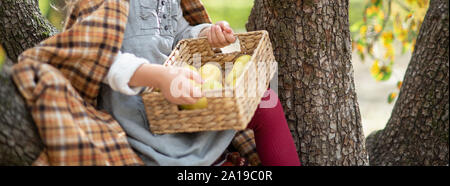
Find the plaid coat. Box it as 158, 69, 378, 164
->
11, 0, 260, 166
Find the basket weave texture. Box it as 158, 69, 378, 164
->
141, 30, 277, 134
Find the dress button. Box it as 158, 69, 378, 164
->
163, 14, 167, 19
164, 25, 169, 30
161, 1, 165, 5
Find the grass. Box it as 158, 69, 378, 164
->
203, 0, 367, 32
349, 0, 366, 26
202, 0, 254, 32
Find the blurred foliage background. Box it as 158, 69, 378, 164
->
0, 0, 428, 104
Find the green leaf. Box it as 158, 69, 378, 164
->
350, 21, 364, 33
371, 60, 393, 81
387, 92, 397, 104
358, 52, 365, 61
373, 0, 383, 7
397, 81, 403, 90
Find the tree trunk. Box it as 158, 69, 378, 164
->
0, 0, 58, 62
247, 0, 368, 165
365, 0, 449, 166
0, 0, 57, 165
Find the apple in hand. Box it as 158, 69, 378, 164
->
179, 79, 224, 110
179, 79, 208, 110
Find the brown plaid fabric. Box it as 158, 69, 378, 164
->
12, 0, 259, 166
180, 0, 212, 25
232, 130, 261, 166
12, 61, 143, 165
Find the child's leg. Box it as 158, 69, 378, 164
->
246, 89, 301, 166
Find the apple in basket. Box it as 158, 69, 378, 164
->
199, 63, 222, 82
179, 64, 223, 110
183, 64, 199, 74
225, 55, 252, 86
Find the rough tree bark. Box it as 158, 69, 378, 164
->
365, 0, 449, 166
0, 0, 58, 62
0, 60, 44, 165
0, 0, 57, 165
246, 0, 368, 165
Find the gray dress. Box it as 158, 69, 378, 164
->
98, 0, 236, 166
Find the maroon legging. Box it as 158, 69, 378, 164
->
246, 89, 301, 166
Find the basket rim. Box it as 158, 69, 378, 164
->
176, 30, 269, 45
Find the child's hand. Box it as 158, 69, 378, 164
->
158, 66, 204, 105
199, 21, 236, 48
129, 63, 203, 105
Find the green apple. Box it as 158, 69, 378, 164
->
199, 63, 222, 82
225, 55, 252, 86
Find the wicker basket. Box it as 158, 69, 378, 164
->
141, 30, 277, 134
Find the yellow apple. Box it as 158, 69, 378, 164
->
179, 97, 207, 110
183, 64, 199, 74
201, 79, 223, 91
225, 68, 238, 86
225, 55, 252, 86
199, 63, 222, 82
179, 80, 208, 110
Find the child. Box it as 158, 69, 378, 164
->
97, 0, 300, 166
12, 0, 299, 166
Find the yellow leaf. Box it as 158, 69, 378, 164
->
366, 6, 379, 16
374, 24, 382, 33
406, 0, 414, 5
371, 60, 393, 81
360, 25, 367, 37
384, 45, 395, 60
397, 81, 403, 89
388, 92, 397, 104
405, 13, 413, 21
357, 43, 365, 53
377, 11, 385, 19
370, 60, 380, 77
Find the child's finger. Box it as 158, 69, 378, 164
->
181, 84, 201, 103
190, 86, 203, 98
224, 31, 236, 44
207, 27, 214, 47
183, 69, 203, 84
182, 96, 198, 105
213, 25, 227, 47
217, 21, 233, 33
210, 26, 220, 47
